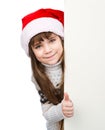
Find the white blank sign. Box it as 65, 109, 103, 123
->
64, 0, 105, 129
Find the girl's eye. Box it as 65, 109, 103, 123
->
49, 38, 56, 43
34, 44, 42, 49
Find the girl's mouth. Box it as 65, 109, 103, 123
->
45, 53, 56, 59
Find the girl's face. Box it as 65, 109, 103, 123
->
31, 33, 63, 65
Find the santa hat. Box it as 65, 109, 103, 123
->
21, 8, 64, 55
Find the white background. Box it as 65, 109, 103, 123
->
0, 0, 64, 130
64, 0, 105, 130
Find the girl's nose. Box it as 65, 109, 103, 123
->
44, 44, 52, 53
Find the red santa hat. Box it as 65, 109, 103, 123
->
21, 8, 64, 55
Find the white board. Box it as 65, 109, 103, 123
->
64, 0, 105, 129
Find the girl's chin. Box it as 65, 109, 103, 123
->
44, 59, 59, 65
47, 61, 58, 65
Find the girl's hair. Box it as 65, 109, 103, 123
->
29, 32, 64, 130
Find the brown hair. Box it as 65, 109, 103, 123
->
29, 32, 64, 130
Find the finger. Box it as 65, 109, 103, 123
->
63, 100, 73, 107
63, 106, 74, 111
64, 92, 70, 101
63, 111, 74, 118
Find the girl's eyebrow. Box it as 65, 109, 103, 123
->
33, 41, 41, 46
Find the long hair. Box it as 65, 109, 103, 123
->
29, 32, 64, 130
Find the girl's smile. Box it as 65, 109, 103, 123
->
31, 33, 63, 65
44, 53, 56, 59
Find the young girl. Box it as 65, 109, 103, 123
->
21, 8, 74, 130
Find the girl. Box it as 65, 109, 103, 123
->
21, 8, 74, 130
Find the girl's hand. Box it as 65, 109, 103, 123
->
62, 93, 74, 118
